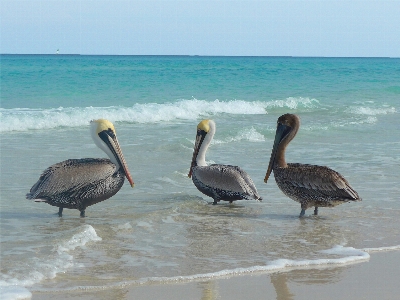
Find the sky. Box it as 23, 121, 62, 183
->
1, 0, 399, 57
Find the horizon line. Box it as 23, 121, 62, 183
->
1, 53, 399, 59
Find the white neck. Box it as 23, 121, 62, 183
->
196, 120, 215, 166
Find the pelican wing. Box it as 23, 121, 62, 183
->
195, 164, 260, 198
282, 163, 361, 200
27, 158, 117, 200
228, 165, 261, 198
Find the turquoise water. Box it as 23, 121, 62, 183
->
2, 55, 399, 110
1, 55, 400, 299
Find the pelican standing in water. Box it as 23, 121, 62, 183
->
264, 114, 361, 217
188, 119, 262, 204
26, 119, 134, 217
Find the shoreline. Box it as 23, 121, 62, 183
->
31, 249, 400, 300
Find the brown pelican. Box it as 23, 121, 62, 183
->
264, 113, 361, 217
188, 119, 262, 204
26, 119, 134, 217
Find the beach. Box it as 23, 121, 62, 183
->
29, 249, 400, 300
1, 55, 399, 300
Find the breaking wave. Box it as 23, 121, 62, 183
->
0, 225, 101, 300
30, 244, 400, 293
0, 98, 319, 132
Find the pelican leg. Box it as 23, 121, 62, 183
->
212, 194, 221, 205
299, 209, 305, 218
80, 210, 85, 217
58, 207, 63, 217
314, 207, 318, 215
212, 197, 222, 205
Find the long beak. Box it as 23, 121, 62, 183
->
188, 132, 204, 178
104, 133, 135, 187
264, 123, 291, 183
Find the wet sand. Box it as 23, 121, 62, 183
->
32, 250, 400, 300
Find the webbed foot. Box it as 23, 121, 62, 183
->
80, 210, 85, 218
299, 209, 305, 218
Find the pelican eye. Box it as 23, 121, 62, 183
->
197, 129, 207, 137
107, 128, 116, 138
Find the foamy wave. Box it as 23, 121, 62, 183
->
176, 245, 370, 280
213, 127, 265, 144
229, 127, 266, 143
0, 98, 319, 132
0, 225, 101, 299
56, 224, 102, 253
346, 106, 396, 116
324, 115, 379, 129
114, 222, 133, 231
363, 245, 400, 253
37, 244, 400, 293
0, 286, 32, 300
264, 97, 320, 110
140, 245, 397, 284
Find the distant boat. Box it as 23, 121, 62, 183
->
56, 49, 59, 54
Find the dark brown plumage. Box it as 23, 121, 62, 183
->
264, 114, 361, 217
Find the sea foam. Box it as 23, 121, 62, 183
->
0, 225, 101, 300
35, 244, 400, 293
211, 127, 266, 144
0, 98, 318, 132
0, 286, 32, 300
126, 245, 400, 286
345, 106, 396, 116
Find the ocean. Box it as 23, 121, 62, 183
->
1, 55, 400, 299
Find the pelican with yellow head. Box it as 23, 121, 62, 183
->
26, 119, 134, 217
188, 119, 262, 204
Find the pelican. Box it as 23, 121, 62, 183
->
26, 119, 134, 217
188, 119, 262, 204
264, 114, 361, 217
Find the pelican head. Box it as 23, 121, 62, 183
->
90, 119, 134, 187
188, 119, 215, 178
264, 114, 300, 183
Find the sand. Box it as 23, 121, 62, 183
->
32, 250, 400, 300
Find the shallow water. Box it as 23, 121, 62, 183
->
1, 55, 400, 299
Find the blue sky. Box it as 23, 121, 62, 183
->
1, 0, 399, 56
